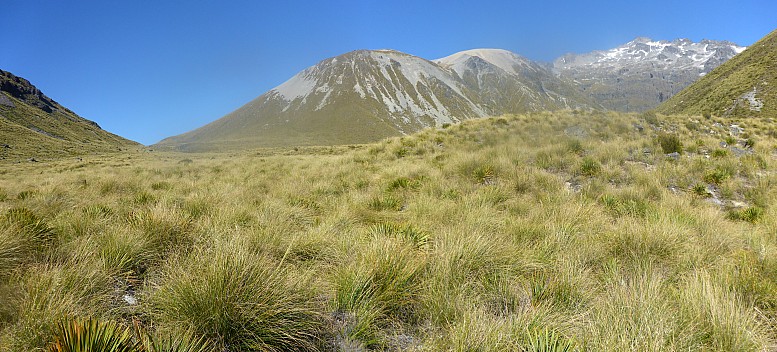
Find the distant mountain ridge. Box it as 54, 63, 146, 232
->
0, 69, 139, 160
156, 48, 593, 151
657, 29, 777, 118
157, 37, 745, 150
554, 37, 745, 112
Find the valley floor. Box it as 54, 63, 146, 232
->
2, 111, 777, 351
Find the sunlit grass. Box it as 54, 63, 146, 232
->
1, 111, 776, 350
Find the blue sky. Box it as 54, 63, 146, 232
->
1, 1, 775, 145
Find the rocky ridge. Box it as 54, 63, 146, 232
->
554, 37, 745, 111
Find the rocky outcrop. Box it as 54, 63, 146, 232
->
0, 70, 58, 113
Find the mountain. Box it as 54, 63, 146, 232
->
0, 69, 139, 160
157, 38, 748, 151
434, 49, 595, 114
554, 37, 745, 112
156, 49, 594, 151
657, 29, 777, 118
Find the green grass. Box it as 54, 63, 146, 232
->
0, 88, 139, 162
525, 328, 577, 352
2, 110, 777, 350
657, 132, 683, 154
147, 242, 323, 351
49, 318, 139, 352
48, 317, 215, 352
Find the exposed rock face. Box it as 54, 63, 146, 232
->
0, 93, 14, 107
554, 38, 745, 112
0, 70, 58, 113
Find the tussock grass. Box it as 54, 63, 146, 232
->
331, 240, 425, 348
146, 241, 323, 351
2, 111, 777, 350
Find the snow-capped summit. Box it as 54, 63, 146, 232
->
554, 37, 745, 111
658, 29, 776, 119
555, 37, 744, 72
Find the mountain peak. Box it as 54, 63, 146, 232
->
372, 49, 408, 55
629, 36, 654, 44
435, 48, 532, 76
441, 48, 518, 58
553, 36, 746, 111
155, 33, 751, 150
157, 47, 593, 150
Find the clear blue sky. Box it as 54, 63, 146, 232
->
1, 1, 775, 145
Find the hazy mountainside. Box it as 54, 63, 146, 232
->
434, 49, 594, 114
156, 49, 594, 151
157, 38, 746, 151
657, 29, 777, 119
0, 69, 139, 160
555, 37, 745, 112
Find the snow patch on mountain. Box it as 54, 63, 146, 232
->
555, 37, 746, 73
273, 69, 318, 101
552, 37, 746, 111
370, 50, 467, 97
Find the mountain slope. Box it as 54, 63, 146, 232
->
0, 69, 139, 160
656, 29, 777, 118
435, 49, 595, 114
555, 37, 745, 112
156, 49, 594, 151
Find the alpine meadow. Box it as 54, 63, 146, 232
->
3, 109, 777, 351
2, 3, 777, 351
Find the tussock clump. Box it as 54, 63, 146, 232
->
147, 244, 323, 351
370, 222, 429, 250
2, 263, 114, 351
657, 133, 683, 154
367, 193, 403, 211
332, 240, 425, 348
599, 191, 652, 218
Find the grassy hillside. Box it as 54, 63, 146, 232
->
657, 29, 777, 119
0, 70, 140, 161
2, 110, 777, 351
154, 93, 403, 152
